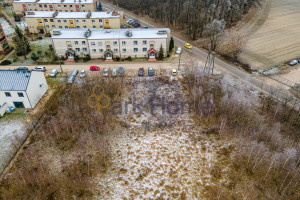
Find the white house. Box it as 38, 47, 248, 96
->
0, 70, 48, 109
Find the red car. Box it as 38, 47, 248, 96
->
90, 66, 100, 71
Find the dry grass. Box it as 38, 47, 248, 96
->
0, 77, 123, 199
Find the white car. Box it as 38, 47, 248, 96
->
50, 69, 58, 77
176, 47, 182, 54
79, 70, 86, 78
112, 68, 117, 76
32, 66, 46, 72
126, 19, 133, 24
103, 69, 109, 76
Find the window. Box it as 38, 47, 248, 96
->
82, 20, 86, 23
44, 4, 47, 8
75, 20, 79, 23
75, 41, 79, 45
150, 44, 154, 48
83, 48, 87, 52
92, 20, 95, 23
70, 5, 72, 7
122, 48, 126, 52
64, 5, 67, 7
71, 10, 73, 12
58, 20, 61, 23
143, 48, 147, 52
143, 41, 147, 45
134, 41, 138, 45
39, 4, 42, 7
91, 42, 95, 46
58, 5, 61, 8
92, 49, 96, 53
59, 26, 62, 28
65, 26, 68, 28
83, 26, 87, 28
66, 41, 72, 47
134, 48, 138, 52
46, 25, 49, 28
98, 42, 102, 46
99, 19, 102, 22
82, 5, 85, 8
83, 10, 85, 12
28, 4, 31, 6
99, 49, 103, 52
76, 26, 80, 28
18, 93, 24, 97
5, 92, 11, 97
75, 48, 80, 52
82, 41, 86, 45
113, 41, 117, 46
63, 20, 67, 23
50, 19, 54, 22
122, 41, 126, 45
114, 49, 118, 53
100, 26, 103, 28
93, 26, 96, 28
52, 25, 55, 28
59, 10, 62, 12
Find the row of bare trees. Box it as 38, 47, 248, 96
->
184, 62, 300, 199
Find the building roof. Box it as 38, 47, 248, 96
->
14, 0, 94, 4
0, 70, 32, 91
51, 28, 170, 40
25, 11, 121, 19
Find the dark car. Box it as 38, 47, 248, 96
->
148, 67, 154, 76
138, 68, 144, 76
133, 23, 140, 27
15, 67, 28, 71
90, 66, 100, 71
118, 67, 125, 76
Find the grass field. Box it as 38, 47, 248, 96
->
240, 0, 300, 70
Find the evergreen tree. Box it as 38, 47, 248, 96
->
169, 37, 174, 51
158, 45, 164, 60
13, 26, 31, 59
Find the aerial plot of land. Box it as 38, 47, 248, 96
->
240, 0, 300, 70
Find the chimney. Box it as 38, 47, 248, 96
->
112, 11, 118, 16
87, 10, 91, 18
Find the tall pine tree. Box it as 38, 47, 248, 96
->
13, 26, 31, 59
169, 37, 174, 51
158, 44, 164, 60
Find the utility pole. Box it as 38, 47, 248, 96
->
204, 50, 215, 75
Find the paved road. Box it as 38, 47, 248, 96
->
102, 3, 300, 109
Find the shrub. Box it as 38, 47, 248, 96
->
0, 60, 12, 65
31, 53, 39, 61
49, 44, 53, 51
127, 56, 132, 61
116, 56, 120, 61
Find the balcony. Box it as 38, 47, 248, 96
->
2, 43, 9, 49
0, 36, 6, 42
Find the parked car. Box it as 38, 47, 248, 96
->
142, 26, 148, 29
148, 67, 154, 76
112, 68, 117, 76
67, 75, 75, 84
15, 67, 28, 71
118, 67, 125, 76
71, 69, 78, 76
185, 43, 192, 49
103, 68, 109, 76
289, 60, 298, 66
176, 47, 182, 54
133, 22, 140, 27
126, 19, 133, 24
50, 69, 58, 77
171, 69, 177, 76
90, 66, 100, 71
79, 70, 86, 78
32, 66, 46, 72
138, 68, 144, 76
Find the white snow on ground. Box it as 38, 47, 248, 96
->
0, 18, 16, 36
95, 77, 223, 199
0, 120, 26, 173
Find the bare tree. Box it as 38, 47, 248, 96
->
203, 19, 226, 51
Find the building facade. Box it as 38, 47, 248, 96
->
0, 70, 48, 109
13, 0, 99, 16
51, 28, 170, 61
0, 23, 10, 54
25, 10, 124, 34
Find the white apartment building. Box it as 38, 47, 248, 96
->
0, 70, 48, 109
13, 0, 99, 16
51, 28, 171, 61
25, 10, 124, 34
